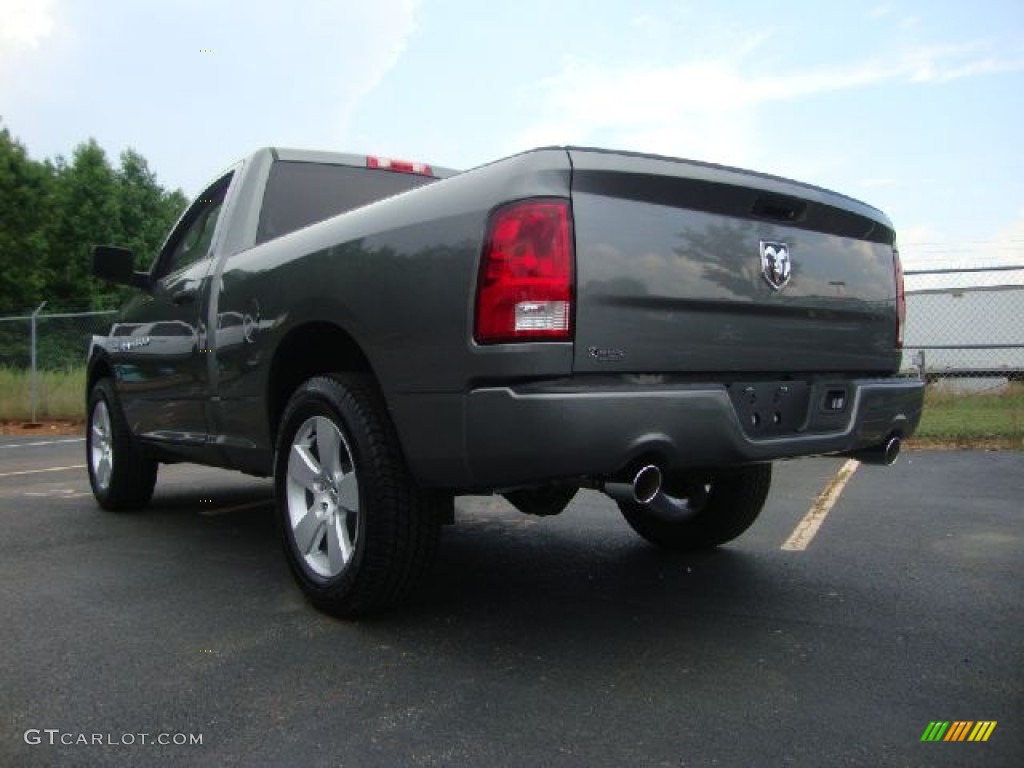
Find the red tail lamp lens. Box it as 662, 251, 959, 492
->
475, 199, 573, 344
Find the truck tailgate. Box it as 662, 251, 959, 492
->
568, 148, 900, 375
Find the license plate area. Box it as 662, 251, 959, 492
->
728, 381, 811, 438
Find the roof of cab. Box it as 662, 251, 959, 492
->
266, 147, 459, 179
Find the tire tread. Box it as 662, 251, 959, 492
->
87, 378, 158, 511
276, 373, 446, 617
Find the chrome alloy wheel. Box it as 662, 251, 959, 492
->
90, 399, 113, 492
285, 416, 361, 579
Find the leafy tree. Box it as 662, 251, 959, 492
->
0, 126, 189, 315
103, 148, 187, 306
117, 148, 186, 269
45, 138, 121, 309
0, 124, 55, 312
164, 189, 189, 227
0, 125, 192, 369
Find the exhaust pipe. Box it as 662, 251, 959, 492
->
600, 464, 702, 522
602, 464, 663, 505
842, 434, 902, 466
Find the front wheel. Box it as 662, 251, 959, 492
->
86, 378, 158, 511
617, 464, 772, 551
274, 374, 448, 617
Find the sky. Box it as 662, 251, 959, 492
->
2, 0, 1023, 273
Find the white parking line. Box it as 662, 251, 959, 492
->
24, 489, 90, 498
781, 459, 860, 551
0, 438, 85, 449
0, 464, 87, 479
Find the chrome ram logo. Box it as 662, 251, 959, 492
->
760, 240, 792, 290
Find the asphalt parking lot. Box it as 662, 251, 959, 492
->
1, 437, 1021, 767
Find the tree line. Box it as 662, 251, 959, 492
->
0, 121, 189, 316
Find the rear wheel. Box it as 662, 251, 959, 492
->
274, 373, 448, 617
86, 378, 158, 511
617, 464, 772, 551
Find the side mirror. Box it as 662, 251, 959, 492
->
91, 245, 151, 290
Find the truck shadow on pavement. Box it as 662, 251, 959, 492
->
122, 484, 777, 632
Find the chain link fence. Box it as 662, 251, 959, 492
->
0, 305, 117, 422
901, 265, 1023, 443
901, 266, 1024, 389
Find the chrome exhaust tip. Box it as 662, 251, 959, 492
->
883, 435, 902, 466
602, 464, 663, 505
841, 434, 902, 466
632, 464, 663, 504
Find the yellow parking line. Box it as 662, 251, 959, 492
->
781, 460, 860, 551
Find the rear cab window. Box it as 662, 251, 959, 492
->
255, 161, 437, 245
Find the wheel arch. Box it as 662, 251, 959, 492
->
86, 352, 115, 396
265, 321, 380, 447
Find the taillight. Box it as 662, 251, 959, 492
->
894, 245, 905, 348
474, 199, 574, 344
366, 156, 433, 175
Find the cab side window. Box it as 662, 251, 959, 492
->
155, 173, 233, 279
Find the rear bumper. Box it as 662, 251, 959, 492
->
453, 376, 923, 490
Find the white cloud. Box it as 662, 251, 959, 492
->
509, 51, 763, 168
899, 212, 1024, 286
983, 209, 1024, 265
224, 0, 420, 151
629, 14, 660, 32
998, 208, 1024, 240
509, 36, 1024, 172
0, 0, 55, 51
317, 0, 421, 140
0, 0, 423, 194
897, 224, 948, 268
861, 178, 898, 188
909, 52, 1024, 83
0, 0, 63, 107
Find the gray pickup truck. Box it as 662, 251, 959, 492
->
88, 146, 923, 615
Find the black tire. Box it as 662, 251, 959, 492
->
618, 464, 772, 551
86, 378, 158, 511
274, 373, 448, 617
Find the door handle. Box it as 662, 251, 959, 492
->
171, 287, 198, 306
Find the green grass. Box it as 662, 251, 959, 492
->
0, 366, 87, 421
915, 382, 1024, 446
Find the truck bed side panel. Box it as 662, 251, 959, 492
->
212, 150, 576, 476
